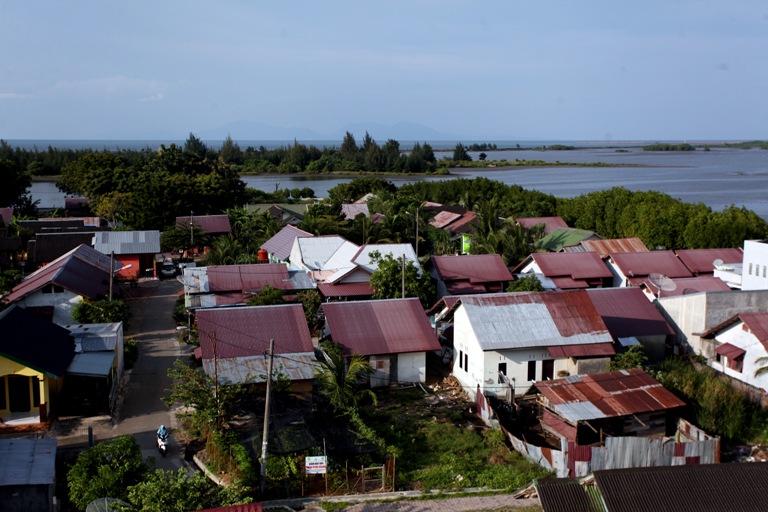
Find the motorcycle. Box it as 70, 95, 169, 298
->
157, 431, 169, 457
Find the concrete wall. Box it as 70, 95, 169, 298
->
658, 290, 768, 356
742, 240, 768, 291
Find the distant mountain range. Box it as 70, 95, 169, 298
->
196, 120, 462, 142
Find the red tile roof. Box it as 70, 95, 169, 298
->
587, 287, 674, 338
514, 216, 568, 235
675, 248, 743, 275
609, 251, 692, 280
177, 214, 231, 234
532, 252, 614, 281
196, 304, 313, 360
261, 225, 313, 262
580, 238, 649, 259
206, 264, 293, 293
534, 369, 685, 422
322, 298, 440, 356
431, 254, 513, 284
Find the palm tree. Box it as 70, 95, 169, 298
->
754, 357, 768, 379
314, 343, 377, 412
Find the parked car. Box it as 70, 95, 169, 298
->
160, 261, 177, 278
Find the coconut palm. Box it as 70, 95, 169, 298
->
314, 343, 377, 413
754, 357, 768, 378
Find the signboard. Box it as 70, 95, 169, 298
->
305, 456, 327, 474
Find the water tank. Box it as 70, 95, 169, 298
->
257, 248, 269, 263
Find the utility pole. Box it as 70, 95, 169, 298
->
260, 338, 275, 494
415, 205, 419, 257
190, 210, 194, 253
109, 251, 115, 301
401, 254, 406, 298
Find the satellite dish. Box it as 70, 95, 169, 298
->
648, 273, 677, 292
713, 258, 724, 267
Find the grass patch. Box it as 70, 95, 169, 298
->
362, 387, 549, 492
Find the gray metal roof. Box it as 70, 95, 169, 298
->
461, 293, 613, 351
67, 352, 115, 377
203, 352, 318, 384
0, 438, 56, 486
93, 230, 161, 255
65, 322, 121, 352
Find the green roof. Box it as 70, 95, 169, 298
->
536, 227, 598, 252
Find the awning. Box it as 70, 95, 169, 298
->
715, 343, 746, 360
67, 352, 115, 377
618, 337, 641, 347
547, 343, 616, 358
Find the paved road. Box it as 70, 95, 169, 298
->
112, 278, 189, 470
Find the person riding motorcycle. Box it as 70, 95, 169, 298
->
157, 424, 169, 438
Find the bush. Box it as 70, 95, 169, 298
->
124, 337, 138, 370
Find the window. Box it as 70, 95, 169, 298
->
764, 266, 766, 278
498, 363, 507, 384
757, 265, 761, 277
464, 353, 468, 372
459, 350, 463, 370
41, 284, 64, 294
542, 359, 555, 380
726, 355, 744, 373
527, 360, 536, 381
749, 263, 753, 275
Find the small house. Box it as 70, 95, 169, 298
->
92, 230, 161, 281
0, 438, 57, 512
606, 250, 692, 288
430, 254, 514, 299
260, 225, 313, 265
322, 298, 440, 387
515, 252, 613, 290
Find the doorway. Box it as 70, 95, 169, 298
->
8, 375, 31, 412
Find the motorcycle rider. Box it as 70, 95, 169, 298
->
157, 424, 169, 439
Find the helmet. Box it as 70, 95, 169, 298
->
159, 425, 165, 430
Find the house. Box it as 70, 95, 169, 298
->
260, 225, 313, 265
26, 232, 95, 271
321, 298, 441, 387
4, 244, 118, 325
289, 235, 360, 283
196, 305, 316, 393
741, 239, 768, 290
176, 214, 232, 236
605, 250, 693, 288
0, 305, 75, 426
430, 210, 476, 236
586, 287, 675, 361
503, 369, 716, 477
567, 237, 649, 258
0, 438, 57, 512
63, 322, 124, 414
641, 275, 731, 300
655, 288, 768, 357
675, 247, 743, 276
430, 254, 514, 299
515, 252, 613, 290
182, 263, 315, 308
92, 230, 161, 281
340, 203, 369, 220
514, 216, 568, 236
535, 227, 602, 252
247, 203, 311, 226
537, 457, 765, 512
696, 312, 768, 393
439, 291, 615, 398
19, 217, 106, 235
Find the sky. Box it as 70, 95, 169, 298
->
1, 1, 767, 142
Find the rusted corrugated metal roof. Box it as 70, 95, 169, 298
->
431, 254, 513, 284
322, 298, 440, 356
430, 211, 462, 229
6, 244, 116, 303
175, 214, 231, 234
587, 287, 674, 338
651, 275, 732, 297
30, 232, 95, 263
609, 250, 692, 279
261, 225, 313, 261
715, 342, 746, 360
317, 282, 373, 298
207, 264, 293, 292
550, 277, 590, 289
533, 252, 614, 280
203, 352, 317, 384
196, 304, 313, 360
341, 203, 369, 220
675, 247, 743, 274
547, 343, 615, 358
741, 312, 768, 345
581, 238, 649, 259
594, 463, 768, 512
514, 216, 568, 235
534, 369, 684, 423
458, 291, 613, 351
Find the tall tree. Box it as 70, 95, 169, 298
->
219, 135, 243, 165
368, 251, 434, 307
0, 159, 32, 209
453, 143, 472, 162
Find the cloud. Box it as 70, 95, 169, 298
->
0, 92, 35, 100
52, 76, 166, 101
